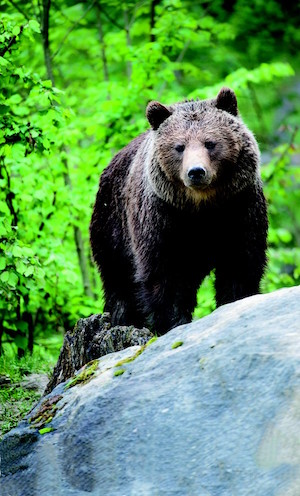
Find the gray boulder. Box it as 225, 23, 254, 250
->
1, 286, 300, 496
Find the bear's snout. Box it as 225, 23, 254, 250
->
185, 164, 212, 189
181, 144, 214, 190
187, 166, 207, 185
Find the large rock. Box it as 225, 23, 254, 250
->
1, 286, 300, 495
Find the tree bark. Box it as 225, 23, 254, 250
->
123, 9, 132, 80
96, 2, 109, 82
41, 0, 54, 83
150, 0, 160, 42
45, 313, 153, 394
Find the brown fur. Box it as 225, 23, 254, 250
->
90, 88, 268, 335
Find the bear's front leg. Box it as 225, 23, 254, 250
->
215, 206, 268, 307
215, 186, 268, 307
137, 278, 198, 335
215, 234, 267, 307
215, 268, 263, 307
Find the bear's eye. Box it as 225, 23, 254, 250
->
205, 141, 216, 150
175, 144, 185, 153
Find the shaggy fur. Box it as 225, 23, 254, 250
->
90, 88, 268, 335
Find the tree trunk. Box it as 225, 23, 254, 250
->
123, 9, 132, 80
96, 2, 109, 83
150, 0, 160, 42
45, 313, 153, 394
40, 0, 93, 299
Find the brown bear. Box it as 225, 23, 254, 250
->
90, 87, 268, 335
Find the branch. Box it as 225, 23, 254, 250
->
265, 126, 299, 183
100, 6, 123, 30
38, 190, 57, 235
0, 160, 18, 227
0, 25, 24, 57
7, 0, 30, 20
158, 39, 191, 97
63, 165, 94, 298
129, 0, 149, 29
51, 1, 96, 60
52, 0, 91, 26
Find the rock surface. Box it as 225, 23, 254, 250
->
1, 286, 300, 496
20, 373, 49, 393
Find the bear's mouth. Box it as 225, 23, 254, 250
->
184, 180, 212, 191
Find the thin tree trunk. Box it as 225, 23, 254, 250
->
0, 161, 25, 356
40, 1, 93, 299
123, 9, 132, 80
150, 0, 160, 42
96, 2, 109, 83
63, 168, 94, 298
41, 0, 54, 83
23, 311, 34, 354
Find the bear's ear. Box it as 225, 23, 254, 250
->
146, 101, 172, 130
216, 87, 238, 116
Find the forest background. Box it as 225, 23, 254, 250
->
0, 0, 299, 364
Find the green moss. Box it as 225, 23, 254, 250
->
114, 336, 157, 368
29, 394, 63, 431
65, 359, 99, 390
39, 427, 54, 435
172, 341, 184, 349
114, 368, 126, 377
115, 348, 144, 367
146, 336, 158, 347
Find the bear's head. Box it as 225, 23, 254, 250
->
146, 88, 260, 205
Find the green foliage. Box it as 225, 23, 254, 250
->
0, 350, 54, 438
262, 131, 300, 292
0, 0, 299, 358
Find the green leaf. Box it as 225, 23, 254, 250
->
15, 334, 27, 350
15, 260, 28, 275
277, 228, 293, 244
24, 266, 34, 277
42, 80, 52, 89
12, 245, 23, 258
28, 20, 40, 33
0, 104, 8, 115
0, 57, 9, 67
8, 272, 19, 287
16, 321, 29, 332
0, 257, 6, 270
12, 26, 21, 36
0, 271, 9, 283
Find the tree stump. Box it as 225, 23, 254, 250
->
45, 313, 153, 394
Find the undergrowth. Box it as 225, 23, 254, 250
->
0, 351, 56, 439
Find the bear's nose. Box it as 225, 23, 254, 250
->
188, 166, 206, 185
